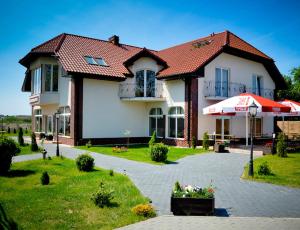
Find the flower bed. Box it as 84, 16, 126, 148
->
171, 182, 215, 215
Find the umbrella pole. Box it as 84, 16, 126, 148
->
246, 112, 249, 146
221, 117, 224, 141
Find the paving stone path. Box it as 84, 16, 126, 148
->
13, 143, 300, 217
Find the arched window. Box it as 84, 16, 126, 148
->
135, 70, 156, 97
149, 108, 164, 137
168, 107, 184, 138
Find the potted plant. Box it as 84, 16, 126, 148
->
171, 181, 215, 216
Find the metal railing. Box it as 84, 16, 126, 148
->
204, 81, 274, 99
119, 81, 164, 98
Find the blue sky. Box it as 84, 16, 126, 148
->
0, 0, 299, 115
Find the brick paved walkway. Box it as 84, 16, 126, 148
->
13, 143, 300, 217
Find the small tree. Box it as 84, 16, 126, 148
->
7, 127, 10, 134
0, 138, 20, 174
31, 133, 39, 152
203, 132, 209, 150
191, 136, 197, 149
18, 127, 24, 146
148, 131, 157, 147
40, 171, 50, 185
25, 127, 28, 134
13, 128, 16, 134
277, 132, 287, 157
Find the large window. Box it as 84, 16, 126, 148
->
47, 115, 53, 134
149, 108, 164, 137
215, 67, 229, 97
58, 106, 70, 136
44, 64, 58, 92
168, 107, 184, 138
34, 109, 43, 132
135, 70, 156, 97
32, 67, 42, 95
252, 75, 263, 96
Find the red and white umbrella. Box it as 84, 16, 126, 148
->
203, 93, 291, 146
277, 99, 300, 116
203, 93, 290, 115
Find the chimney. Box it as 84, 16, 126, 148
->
109, 35, 120, 46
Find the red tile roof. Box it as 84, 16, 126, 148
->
20, 31, 275, 80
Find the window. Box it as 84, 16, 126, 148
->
58, 106, 71, 136
47, 115, 53, 134
34, 109, 43, 132
84, 56, 108, 66
32, 67, 42, 95
168, 107, 184, 138
44, 64, 59, 92
252, 75, 263, 96
135, 70, 156, 97
215, 68, 229, 97
149, 108, 164, 137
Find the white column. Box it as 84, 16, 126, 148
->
246, 112, 249, 146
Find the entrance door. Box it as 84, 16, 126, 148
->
216, 118, 230, 139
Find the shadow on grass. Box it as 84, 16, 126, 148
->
214, 208, 229, 217
2, 169, 35, 178
164, 160, 178, 165
107, 202, 119, 208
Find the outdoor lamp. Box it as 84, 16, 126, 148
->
249, 102, 258, 117
54, 111, 60, 157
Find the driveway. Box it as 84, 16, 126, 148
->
13, 143, 300, 217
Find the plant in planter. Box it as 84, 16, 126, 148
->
171, 181, 215, 216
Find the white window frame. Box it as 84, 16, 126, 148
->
253, 74, 263, 96
32, 67, 42, 95
167, 106, 184, 139
215, 67, 230, 97
135, 69, 156, 97
34, 109, 43, 133
59, 107, 71, 137
44, 64, 59, 92
149, 108, 163, 137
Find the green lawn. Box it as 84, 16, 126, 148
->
17, 144, 40, 155
0, 158, 150, 229
242, 153, 300, 188
77, 144, 209, 164
2, 132, 31, 137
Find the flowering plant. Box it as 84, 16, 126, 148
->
172, 181, 215, 199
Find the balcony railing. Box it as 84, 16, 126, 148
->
29, 92, 59, 105
204, 81, 274, 99
119, 82, 165, 100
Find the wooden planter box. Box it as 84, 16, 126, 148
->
171, 196, 215, 216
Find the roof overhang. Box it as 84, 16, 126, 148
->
19, 52, 55, 68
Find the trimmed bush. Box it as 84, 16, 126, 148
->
41, 171, 50, 185
18, 127, 24, 146
277, 132, 287, 158
31, 133, 39, 152
0, 138, 20, 174
91, 182, 114, 208
150, 143, 168, 162
76, 153, 94, 171
13, 128, 16, 134
109, 169, 114, 176
0, 204, 18, 229
7, 127, 10, 134
86, 140, 92, 148
258, 162, 272, 176
203, 132, 209, 150
131, 204, 156, 217
191, 136, 197, 149
148, 131, 157, 147
25, 127, 28, 134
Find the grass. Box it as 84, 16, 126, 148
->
77, 144, 209, 165
0, 158, 151, 229
242, 153, 300, 188
18, 144, 41, 155
1, 131, 31, 137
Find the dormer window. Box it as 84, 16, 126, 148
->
84, 56, 108, 66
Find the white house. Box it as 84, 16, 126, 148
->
20, 31, 285, 146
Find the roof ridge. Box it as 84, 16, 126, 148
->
228, 31, 273, 60
63, 33, 157, 51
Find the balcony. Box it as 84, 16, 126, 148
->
119, 81, 165, 102
29, 92, 59, 105
204, 81, 274, 100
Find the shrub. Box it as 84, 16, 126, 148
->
0, 204, 18, 229
109, 169, 114, 176
150, 143, 168, 162
91, 182, 114, 208
86, 140, 92, 148
13, 128, 16, 134
25, 128, 28, 134
258, 162, 272, 176
7, 127, 10, 134
191, 136, 197, 149
31, 133, 39, 152
174, 181, 182, 192
76, 153, 94, 171
131, 204, 156, 217
277, 132, 287, 158
203, 132, 209, 150
18, 127, 24, 146
40, 171, 50, 185
148, 131, 157, 147
0, 138, 20, 174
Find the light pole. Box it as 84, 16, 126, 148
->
248, 102, 258, 177
55, 112, 60, 157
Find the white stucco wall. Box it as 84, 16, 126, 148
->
198, 53, 275, 139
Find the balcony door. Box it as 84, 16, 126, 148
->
135, 70, 156, 97
252, 75, 263, 96
215, 68, 229, 97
